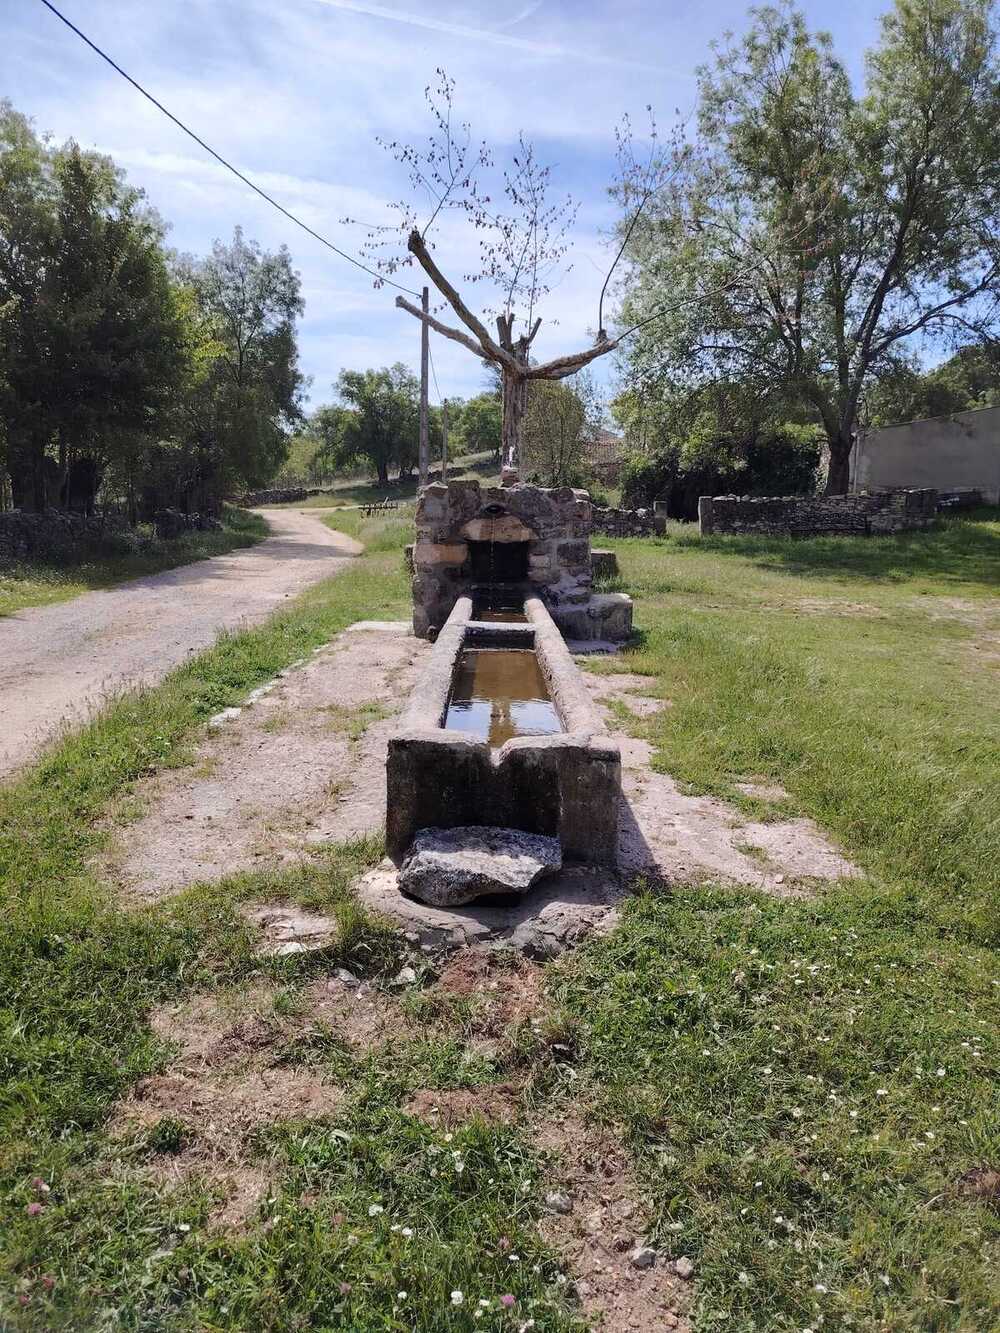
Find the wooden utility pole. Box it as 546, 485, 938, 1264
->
441, 398, 448, 484
418, 285, 429, 487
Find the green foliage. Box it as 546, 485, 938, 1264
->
866, 345, 1000, 426
0, 103, 189, 512
618, 0, 1000, 492
521, 376, 599, 488
312, 364, 437, 486
162, 227, 305, 511
456, 392, 502, 460
622, 422, 821, 516
0, 102, 305, 518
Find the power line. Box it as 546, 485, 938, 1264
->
428, 341, 443, 403
36, 0, 421, 298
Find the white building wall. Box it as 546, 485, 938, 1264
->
852, 406, 1000, 504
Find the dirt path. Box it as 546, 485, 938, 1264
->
106, 622, 429, 899
0, 508, 362, 781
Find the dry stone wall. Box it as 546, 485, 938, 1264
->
698, 488, 937, 537
591, 507, 666, 538
0, 508, 220, 564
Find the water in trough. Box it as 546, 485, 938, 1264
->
445, 647, 562, 747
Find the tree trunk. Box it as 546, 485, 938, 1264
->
824, 432, 853, 495
501, 368, 528, 475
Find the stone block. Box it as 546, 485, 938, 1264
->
413, 541, 468, 567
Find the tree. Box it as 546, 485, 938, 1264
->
864, 344, 1000, 424
350, 73, 654, 473
617, 0, 1000, 493
313, 364, 422, 486
0, 103, 188, 512
457, 392, 502, 461
521, 375, 600, 487
173, 228, 305, 510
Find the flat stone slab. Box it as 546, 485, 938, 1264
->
400, 826, 563, 907
356, 861, 621, 958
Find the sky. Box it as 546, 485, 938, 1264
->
4, 0, 886, 412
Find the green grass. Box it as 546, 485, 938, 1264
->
268, 452, 499, 508
0, 507, 268, 618
323, 504, 416, 553
1, 509, 581, 1329
554, 510, 1000, 1330
4, 503, 999, 1329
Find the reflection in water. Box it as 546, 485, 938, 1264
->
471, 589, 528, 623
445, 648, 562, 747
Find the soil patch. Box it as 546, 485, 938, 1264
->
535, 1108, 690, 1332
405, 1084, 521, 1129
121, 978, 409, 1227
435, 949, 545, 1036
104, 623, 429, 899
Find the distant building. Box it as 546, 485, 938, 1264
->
582, 427, 627, 485
852, 405, 1000, 503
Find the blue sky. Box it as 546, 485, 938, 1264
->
5, 0, 886, 410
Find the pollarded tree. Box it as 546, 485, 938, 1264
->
350, 73, 670, 476
617, 0, 1000, 493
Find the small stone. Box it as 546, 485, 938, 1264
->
275, 941, 306, 957
774, 874, 786, 884
393, 965, 418, 986
330, 968, 359, 988
545, 1191, 572, 1215
630, 1246, 657, 1270
613, 1234, 631, 1252
583, 1208, 604, 1235
672, 1256, 695, 1279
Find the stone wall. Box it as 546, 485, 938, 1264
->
237, 486, 327, 506
591, 506, 666, 538
698, 488, 938, 537
0, 508, 220, 564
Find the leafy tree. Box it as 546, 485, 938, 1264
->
172, 228, 305, 511
313, 364, 423, 486
0, 103, 188, 511
621, 421, 821, 518
457, 392, 502, 461
521, 375, 600, 488
618, 0, 1000, 492
865, 344, 1000, 424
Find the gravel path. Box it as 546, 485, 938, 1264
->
0, 508, 362, 781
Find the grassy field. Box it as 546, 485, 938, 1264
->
562, 510, 1000, 1330
1, 506, 997, 1330
0, 507, 268, 618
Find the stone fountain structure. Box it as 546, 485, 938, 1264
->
410, 479, 633, 643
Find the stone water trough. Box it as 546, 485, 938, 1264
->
386, 592, 621, 878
